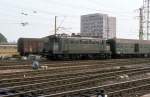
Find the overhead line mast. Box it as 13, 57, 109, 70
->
55, 16, 57, 35
139, 7, 144, 40
143, 0, 150, 40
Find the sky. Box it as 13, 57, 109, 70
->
0, 0, 143, 42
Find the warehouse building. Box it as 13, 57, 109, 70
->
80, 13, 116, 39
0, 44, 18, 57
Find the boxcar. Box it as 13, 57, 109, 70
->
18, 38, 46, 56
43, 35, 111, 60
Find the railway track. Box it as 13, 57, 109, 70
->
0, 58, 150, 70
0, 58, 149, 66
0, 59, 148, 79
1, 58, 150, 97
37, 77, 150, 97
0, 67, 150, 97
0, 65, 129, 83
0, 66, 149, 87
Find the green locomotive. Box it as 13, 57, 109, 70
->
43, 35, 111, 60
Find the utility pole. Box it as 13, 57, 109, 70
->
147, 0, 150, 40
139, 7, 144, 40
54, 16, 57, 35
143, 0, 150, 40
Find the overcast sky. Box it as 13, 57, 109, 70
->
0, 0, 142, 42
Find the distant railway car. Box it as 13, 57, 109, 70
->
18, 38, 46, 56
108, 38, 150, 58
138, 40, 150, 56
43, 35, 111, 60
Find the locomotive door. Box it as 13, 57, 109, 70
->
53, 38, 59, 52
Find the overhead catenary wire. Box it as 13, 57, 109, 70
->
0, 0, 138, 27
0, 0, 140, 39
56, 16, 67, 32
0, 0, 136, 17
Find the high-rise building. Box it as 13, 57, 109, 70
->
108, 17, 116, 39
80, 13, 116, 39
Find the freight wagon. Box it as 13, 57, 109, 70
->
18, 35, 150, 60
43, 35, 111, 60
17, 38, 47, 56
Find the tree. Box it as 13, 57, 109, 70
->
0, 33, 8, 43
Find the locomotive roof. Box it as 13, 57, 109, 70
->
63, 36, 104, 40
49, 35, 105, 40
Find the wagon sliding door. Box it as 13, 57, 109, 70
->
134, 44, 139, 53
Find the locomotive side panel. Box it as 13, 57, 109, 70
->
45, 36, 111, 60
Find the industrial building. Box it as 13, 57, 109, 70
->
0, 44, 18, 57
80, 13, 116, 39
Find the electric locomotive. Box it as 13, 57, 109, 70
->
43, 35, 111, 60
